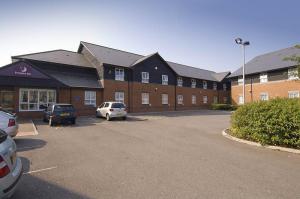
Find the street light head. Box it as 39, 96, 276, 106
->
235, 38, 243, 44
244, 41, 250, 46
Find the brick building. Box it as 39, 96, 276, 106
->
230, 46, 300, 104
0, 41, 231, 118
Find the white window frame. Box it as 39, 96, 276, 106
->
19, 88, 56, 111
192, 95, 196, 104
162, 94, 168, 105
85, 91, 97, 106
288, 91, 300, 98
203, 96, 208, 104
141, 72, 149, 83
162, 75, 168, 85
213, 82, 217, 90
260, 73, 268, 83
203, 81, 207, 89
141, 93, 149, 105
238, 95, 244, 105
238, 77, 244, 86
260, 92, 269, 101
115, 92, 125, 103
191, 79, 196, 88
115, 68, 124, 81
177, 77, 183, 87
223, 83, 227, 91
177, 95, 183, 105
288, 67, 299, 80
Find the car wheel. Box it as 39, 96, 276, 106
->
96, 111, 100, 118
106, 114, 111, 121
122, 116, 127, 120
49, 118, 54, 126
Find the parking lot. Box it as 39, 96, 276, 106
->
12, 110, 300, 199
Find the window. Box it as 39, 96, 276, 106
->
177, 95, 183, 104
192, 95, 196, 104
203, 96, 208, 104
85, 91, 96, 106
162, 75, 168, 85
213, 82, 217, 90
142, 72, 149, 83
213, 96, 218, 104
115, 68, 124, 81
141, 93, 149, 105
260, 73, 268, 83
288, 91, 300, 98
223, 83, 227, 91
19, 89, 56, 111
191, 79, 196, 88
238, 95, 244, 104
288, 67, 299, 80
203, 81, 207, 89
260, 92, 269, 101
162, 94, 168, 105
223, 97, 228, 103
238, 77, 244, 85
177, 77, 183, 87
115, 92, 125, 103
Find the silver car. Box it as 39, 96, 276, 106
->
0, 110, 18, 137
96, 102, 127, 121
0, 129, 22, 198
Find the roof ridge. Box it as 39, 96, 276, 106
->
12, 49, 79, 58
80, 41, 144, 57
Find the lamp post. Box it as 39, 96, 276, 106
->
235, 38, 250, 104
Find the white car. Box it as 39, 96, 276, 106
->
0, 111, 18, 137
0, 129, 23, 199
96, 102, 127, 121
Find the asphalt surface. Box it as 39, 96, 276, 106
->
12, 110, 300, 199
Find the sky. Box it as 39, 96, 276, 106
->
0, 0, 299, 73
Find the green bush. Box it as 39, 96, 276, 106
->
211, 104, 237, 111
230, 98, 300, 149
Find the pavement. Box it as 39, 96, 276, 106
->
16, 118, 37, 137
11, 110, 300, 199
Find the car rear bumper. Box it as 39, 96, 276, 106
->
0, 157, 23, 199
51, 116, 76, 123
4, 125, 19, 137
109, 112, 127, 118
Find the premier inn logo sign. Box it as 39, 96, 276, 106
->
14, 65, 32, 76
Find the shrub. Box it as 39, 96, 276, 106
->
230, 98, 300, 149
211, 104, 237, 111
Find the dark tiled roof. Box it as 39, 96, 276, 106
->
230, 45, 300, 77
12, 50, 92, 68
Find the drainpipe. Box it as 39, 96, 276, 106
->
174, 83, 177, 111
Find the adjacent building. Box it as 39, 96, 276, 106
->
229, 45, 300, 104
0, 41, 231, 118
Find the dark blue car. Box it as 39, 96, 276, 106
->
43, 104, 77, 126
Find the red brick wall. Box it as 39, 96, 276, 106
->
231, 79, 300, 105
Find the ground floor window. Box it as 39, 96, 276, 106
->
162, 94, 168, 105
260, 92, 269, 101
192, 95, 196, 104
223, 97, 228, 104
115, 92, 125, 103
288, 91, 299, 98
203, 96, 208, 104
142, 93, 149, 105
213, 96, 218, 104
85, 91, 96, 106
238, 95, 244, 104
19, 88, 56, 111
177, 95, 183, 105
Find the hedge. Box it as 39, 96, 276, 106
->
230, 98, 300, 149
211, 104, 237, 111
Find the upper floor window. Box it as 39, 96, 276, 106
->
223, 83, 227, 91
288, 67, 299, 80
162, 75, 168, 85
177, 77, 183, 87
260, 73, 268, 83
85, 91, 96, 107
141, 72, 149, 83
115, 68, 124, 81
288, 91, 300, 98
191, 79, 196, 88
213, 82, 217, 90
238, 77, 244, 85
203, 81, 207, 89
260, 92, 269, 101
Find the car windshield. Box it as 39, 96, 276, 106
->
0, 129, 7, 144
54, 105, 74, 111
111, 103, 125, 108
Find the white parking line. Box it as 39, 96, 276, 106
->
23, 166, 57, 175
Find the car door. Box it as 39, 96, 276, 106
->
101, 103, 110, 116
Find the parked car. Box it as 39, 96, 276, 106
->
0, 110, 18, 137
0, 129, 23, 199
96, 102, 127, 121
43, 104, 77, 126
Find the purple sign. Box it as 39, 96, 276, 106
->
0, 61, 49, 79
